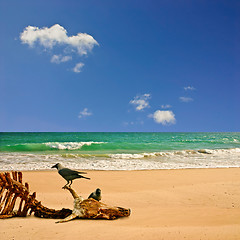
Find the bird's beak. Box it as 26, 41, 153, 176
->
51, 164, 57, 169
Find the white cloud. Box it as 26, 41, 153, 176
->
78, 108, 92, 118
73, 62, 84, 73
20, 24, 98, 73
179, 96, 193, 102
184, 86, 195, 91
161, 104, 172, 109
51, 54, 72, 64
130, 93, 151, 111
20, 24, 99, 55
149, 110, 176, 125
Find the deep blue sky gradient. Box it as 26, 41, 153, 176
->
0, 0, 239, 132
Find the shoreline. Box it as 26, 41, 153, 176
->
1, 168, 240, 240
1, 166, 240, 172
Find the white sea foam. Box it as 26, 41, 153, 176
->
109, 148, 240, 159
0, 148, 240, 171
44, 141, 104, 150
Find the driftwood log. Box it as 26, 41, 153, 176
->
0, 172, 71, 219
57, 186, 131, 223
0, 172, 131, 222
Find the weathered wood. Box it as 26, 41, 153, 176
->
5, 172, 12, 186
0, 187, 6, 203
34, 207, 72, 219
0, 214, 15, 219
11, 179, 28, 192
17, 198, 24, 216
18, 172, 22, 183
1, 191, 14, 215
0, 173, 7, 185
0, 171, 31, 217
12, 172, 17, 181
0, 171, 73, 219
64, 185, 83, 200
0, 191, 9, 213
17, 188, 29, 216
56, 186, 131, 223
8, 194, 19, 213
25, 182, 29, 191
0, 171, 131, 221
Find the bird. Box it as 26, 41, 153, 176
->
88, 188, 101, 201
51, 163, 90, 188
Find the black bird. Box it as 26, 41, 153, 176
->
52, 163, 90, 187
88, 188, 101, 201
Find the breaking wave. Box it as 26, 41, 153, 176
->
0, 147, 240, 171
0, 142, 105, 152
0, 132, 239, 171
111, 148, 240, 159
44, 142, 105, 150
60, 148, 240, 159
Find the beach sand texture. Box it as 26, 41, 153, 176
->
1, 168, 240, 240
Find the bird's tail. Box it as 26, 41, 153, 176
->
81, 175, 91, 180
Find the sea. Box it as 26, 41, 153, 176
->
0, 132, 239, 171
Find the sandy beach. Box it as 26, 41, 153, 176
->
1, 168, 240, 240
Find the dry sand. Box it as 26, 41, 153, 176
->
1, 168, 240, 240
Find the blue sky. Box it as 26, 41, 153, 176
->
0, 0, 239, 132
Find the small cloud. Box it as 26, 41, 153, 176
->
161, 104, 172, 109
20, 24, 98, 71
149, 110, 176, 125
73, 62, 84, 73
130, 93, 151, 111
179, 97, 193, 103
78, 108, 92, 118
51, 54, 72, 64
20, 24, 99, 55
184, 86, 195, 91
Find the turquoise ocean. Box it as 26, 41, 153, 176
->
0, 132, 240, 171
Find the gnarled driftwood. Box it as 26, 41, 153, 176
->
0, 172, 131, 222
57, 185, 131, 223
0, 171, 72, 219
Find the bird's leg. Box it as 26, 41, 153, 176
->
69, 180, 72, 187
56, 213, 78, 223
62, 181, 69, 189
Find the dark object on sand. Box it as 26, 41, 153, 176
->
0, 171, 72, 219
56, 186, 130, 223
88, 188, 102, 201
51, 163, 90, 187
0, 171, 131, 222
